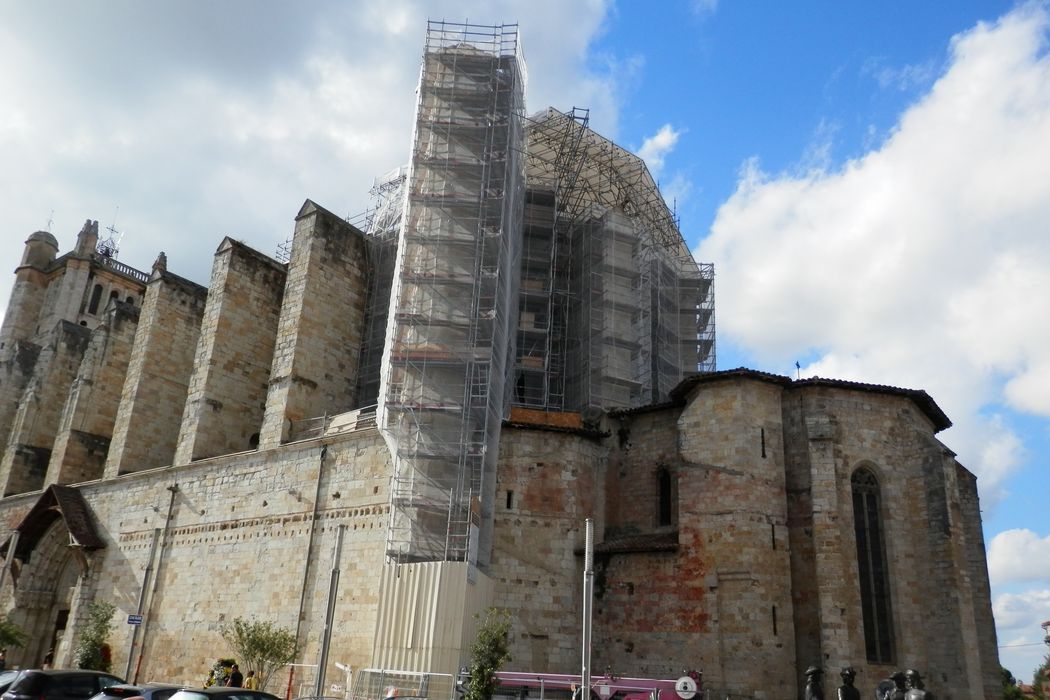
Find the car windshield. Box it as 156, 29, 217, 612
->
9, 672, 47, 695
169, 692, 210, 700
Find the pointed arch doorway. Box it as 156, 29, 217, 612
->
0, 485, 106, 668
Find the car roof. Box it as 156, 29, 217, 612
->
172, 690, 278, 697
19, 671, 123, 677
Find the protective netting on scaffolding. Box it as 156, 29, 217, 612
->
356, 167, 408, 407
515, 108, 715, 412
378, 21, 525, 566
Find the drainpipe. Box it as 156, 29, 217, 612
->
134, 483, 178, 683
295, 446, 328, 650
124, 527, 161, 680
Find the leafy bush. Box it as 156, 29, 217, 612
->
220, 618, 297, 690
0, 616, 28, 650
463, 608, 512, 700
73, 601, 116, 672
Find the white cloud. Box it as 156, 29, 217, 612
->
989, 529, 1050, 587
690, 0, 718, 17
863, 56, 939, 91
636, 124, 683, 177
698, 3, 1050, 500
0, 0, 617, 307
993, 588, 1050, 680
661, 174, 695, 212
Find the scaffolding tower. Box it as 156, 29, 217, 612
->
378, 21, 526, 566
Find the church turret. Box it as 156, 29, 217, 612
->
0, 231, 60, 357
20, 231, 59, 268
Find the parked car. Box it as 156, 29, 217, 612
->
169, 689, 280, 700
2, 670, 125, 700
0, 671, 22, 695
89, 683, 184, 700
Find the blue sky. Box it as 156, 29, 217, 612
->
1, 0, 1048, 683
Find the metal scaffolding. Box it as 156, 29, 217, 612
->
357, 167, 408, 407
370, 25, 714, 567
516, 108, 715, 412
378, 21, 525, 566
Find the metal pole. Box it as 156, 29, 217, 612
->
296, 446, 328, 647
135, 483, 178, 683
125, 528, 161, 680
315, 524, 346, 696
581, 519, 594, 700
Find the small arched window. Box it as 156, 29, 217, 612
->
87, 284, 103, 314
852, 466, 895, 664
125, 295, 135, 305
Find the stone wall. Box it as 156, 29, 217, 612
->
606, 407, 678, 536
490, 426, 605, 673
781, 382, 997, 700
3, 426, 392, 688
35, 257, 93, 339
106, 271, 207, 475
956, 464, 1001, 699
675, 376, 796, 697
595, 407, 708, 680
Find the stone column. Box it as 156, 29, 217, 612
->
0, 321, 91, 495
259, 200, 370, 449
46, 301, 139, 486
105, 266, 206, 476
174, 239, 285, 464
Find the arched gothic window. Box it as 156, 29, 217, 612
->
852, 466, 895, 664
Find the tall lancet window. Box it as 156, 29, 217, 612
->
852, 466, 895, 664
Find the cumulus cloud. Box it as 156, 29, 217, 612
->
636, 124, 683, 177
0, 0, 617, 304
989, 529, 1050, 587
993, 588, 1050, 679
698, 3, 1050, 500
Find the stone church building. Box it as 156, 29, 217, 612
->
0, 21, 998, 700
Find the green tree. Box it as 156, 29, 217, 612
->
220, 617, 297, 691
73, 601, 116, 672
1032, 655, 1050, 700
463, 608, 512, 700
1002, 666, 1024, 700
0, 616, 28, 650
